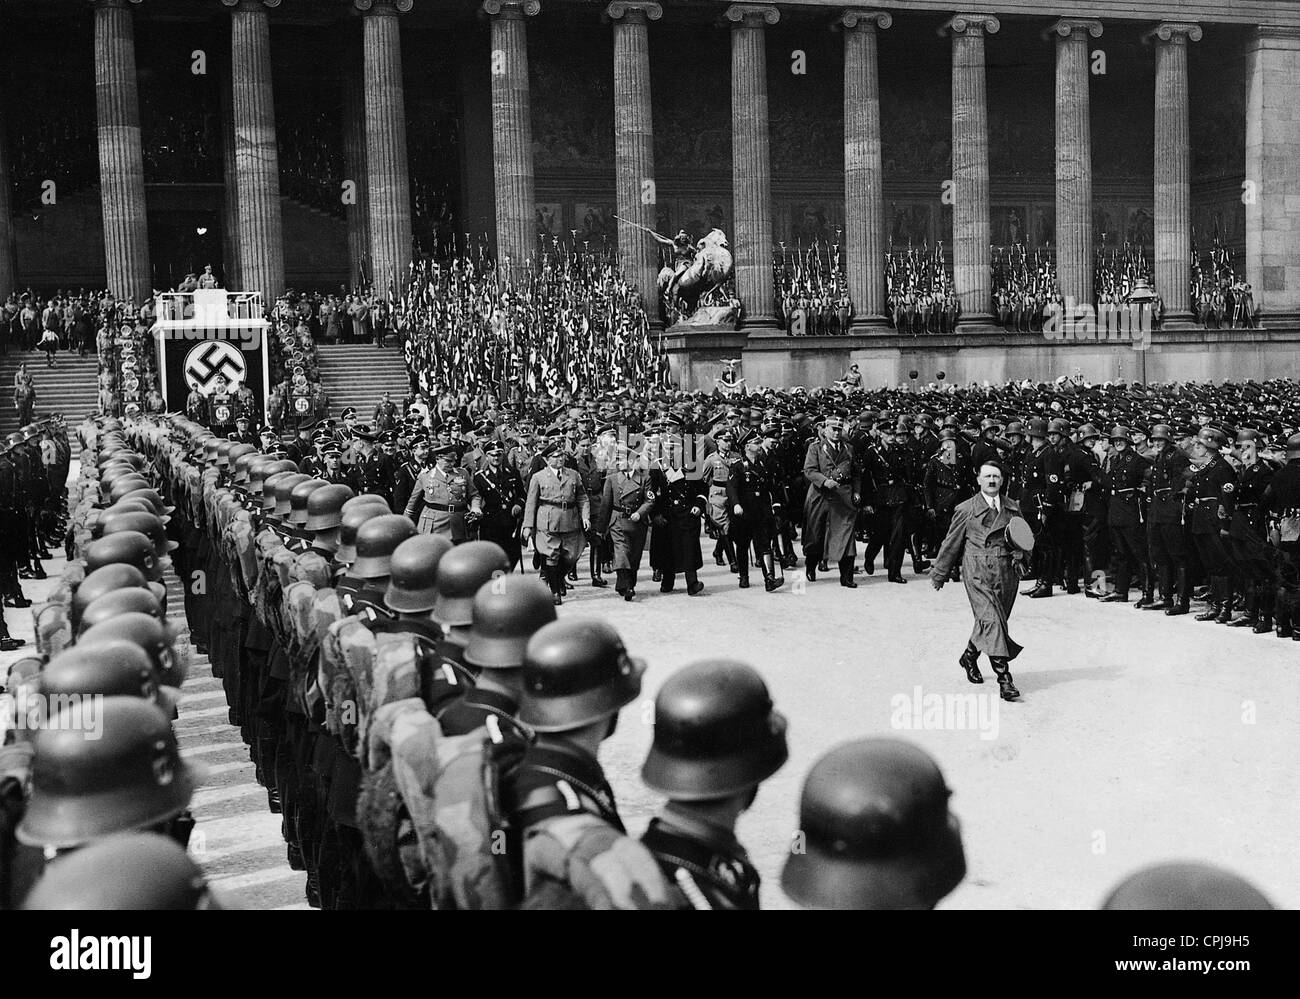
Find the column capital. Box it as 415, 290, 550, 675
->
482, 0, 540, 18
1044, 18, 1102, 41
220, 0, 281, 9
1143, 22, 1202, 45
835, 9, 891, 33
939, 13, 999, 38
723, 4, 779, 29
605, 1, 662, 23
355, 0, 413, 13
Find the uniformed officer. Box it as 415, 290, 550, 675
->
473, 440, 525, 569
321, 442, 363, 491
522, 441, 590, 605
596, 442, 655, 601
1020, 417, 1065, 598
1098, 425, 1151, 603
404, 443, 481, 542
640, 659, 788, 909
1187, 427, 1239, 622
729, 432, 787, 592
860, 421, 908, 584
701, 428, 738, 571
353, 426, 395, 507
1261, 431, 1300, 638
1143, 424, 1192, 615
781, 738, 966, 910
1222, 428, 1275, 630
229, 413, 257, 446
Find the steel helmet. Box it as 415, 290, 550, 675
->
84, 531, 162, 582
1102, 862, 1273, 910
384, 534, 455, 613
22, 832, 221, 910
40, 640, 158, 703
464, 576, 556, 669
228, 445, 258, 484
265, 471, 307, 515
118, 487, 175, 518
79, 612, 186, 688
71, 563, 154, 629
107, 475, 152, 504
287, 478, 329, 529
519, 619, 645, 732
77, 587, 165, 633
250, 458, 297, 499
98, 510, 178, 559
16, 697, 198, 849
304, 483, 355, 532
349, 514, 418, 580
432, 540, 510, 627
337, 500, 393, 565
641, 659, 788, 800
781, 738, 966, 910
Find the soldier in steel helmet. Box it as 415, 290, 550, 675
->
640, 659, 788, 909
421, 540, 511, 712
782, 738, 965, 909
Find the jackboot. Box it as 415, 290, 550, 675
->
838, 557, 857, 588
1274, 588, 1294, 637
1195, 576, 1223, 621
1228, 585, 1258, 627
1215, 581, 1237, 624
1165, 568, 1191, 616
761, 552, 783, 592
1144, 565, 1172, 611
959, 642, 983, 684
737, 547, 750, 588
1254, 586, 1275, 634
686, 571, 704, 596
989, 656, 1020, 701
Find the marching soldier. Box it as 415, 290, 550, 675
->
522, 442, 590, 605
472, 440, 525, 569
729, 432, 787, 592
596, 443, 655, 601
404, 443, 481, 542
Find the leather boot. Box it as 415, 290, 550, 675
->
762, 552, 783, 592
1274, 588, 1293, 637
1254, 586, 1274, 634
959, 642, 983, 684
838, 557, 858, 588
1133, 573, 1155, 608
1165, 568, 1190, 616
686, 571, 704, 596
780, 535, 797, 569
1144, 565, 1172, 611
1101, 569, 1129, 602
1195, 576, 1223, 621
1215, 581, 1237, 624
1228, 585, 1258, 627
589, 549, 607, 588
723, 538, 738, 573
990, 657, 1020, 701
737, 547, 750, 588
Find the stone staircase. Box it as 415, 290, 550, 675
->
314, 343, 410, 425
0, 350, 101, 455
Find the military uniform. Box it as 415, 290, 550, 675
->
1099, 445, 1151, 600
641, 817, 760, 910
596, 463, 655, 597
473, 460, 525, 569
405, 464, 479, 541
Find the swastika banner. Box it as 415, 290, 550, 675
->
156, 329, 269, 413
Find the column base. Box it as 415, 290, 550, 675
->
741, 318, 784, 338
955, 312, 999, 334
849, 314, 890, 334
1158, 312, 1196, 330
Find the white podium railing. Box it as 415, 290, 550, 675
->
154, 290, 265, 323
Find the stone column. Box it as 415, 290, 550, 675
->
219, 39, 241, 289
725, 4, 779, 333
1246, 26, 1300, 323
942, 13, 998, 328
838, 9, 891, 330
357, 0, 414, 298
0, 103, 16, 297
1048, 18, 1101, 313
483, 0, 540, 272
1146, 21, 1200, 327
342, 36, 372, 289
222, 0, 284, 301
607, 2, 663, 325
95, 0, 151, 304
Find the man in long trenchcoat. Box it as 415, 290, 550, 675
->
802, 415, 863, 587
931, 461, 1030, 702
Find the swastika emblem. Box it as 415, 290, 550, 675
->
294, 397, 310, 414
184, 341, 247, 396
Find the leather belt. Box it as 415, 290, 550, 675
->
1192, 496, 1218, 504
427, 502, 466, 512
540, 499, 576, 510
616, 506, 642, 516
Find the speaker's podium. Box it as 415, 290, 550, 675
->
151, 289, 271, 412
